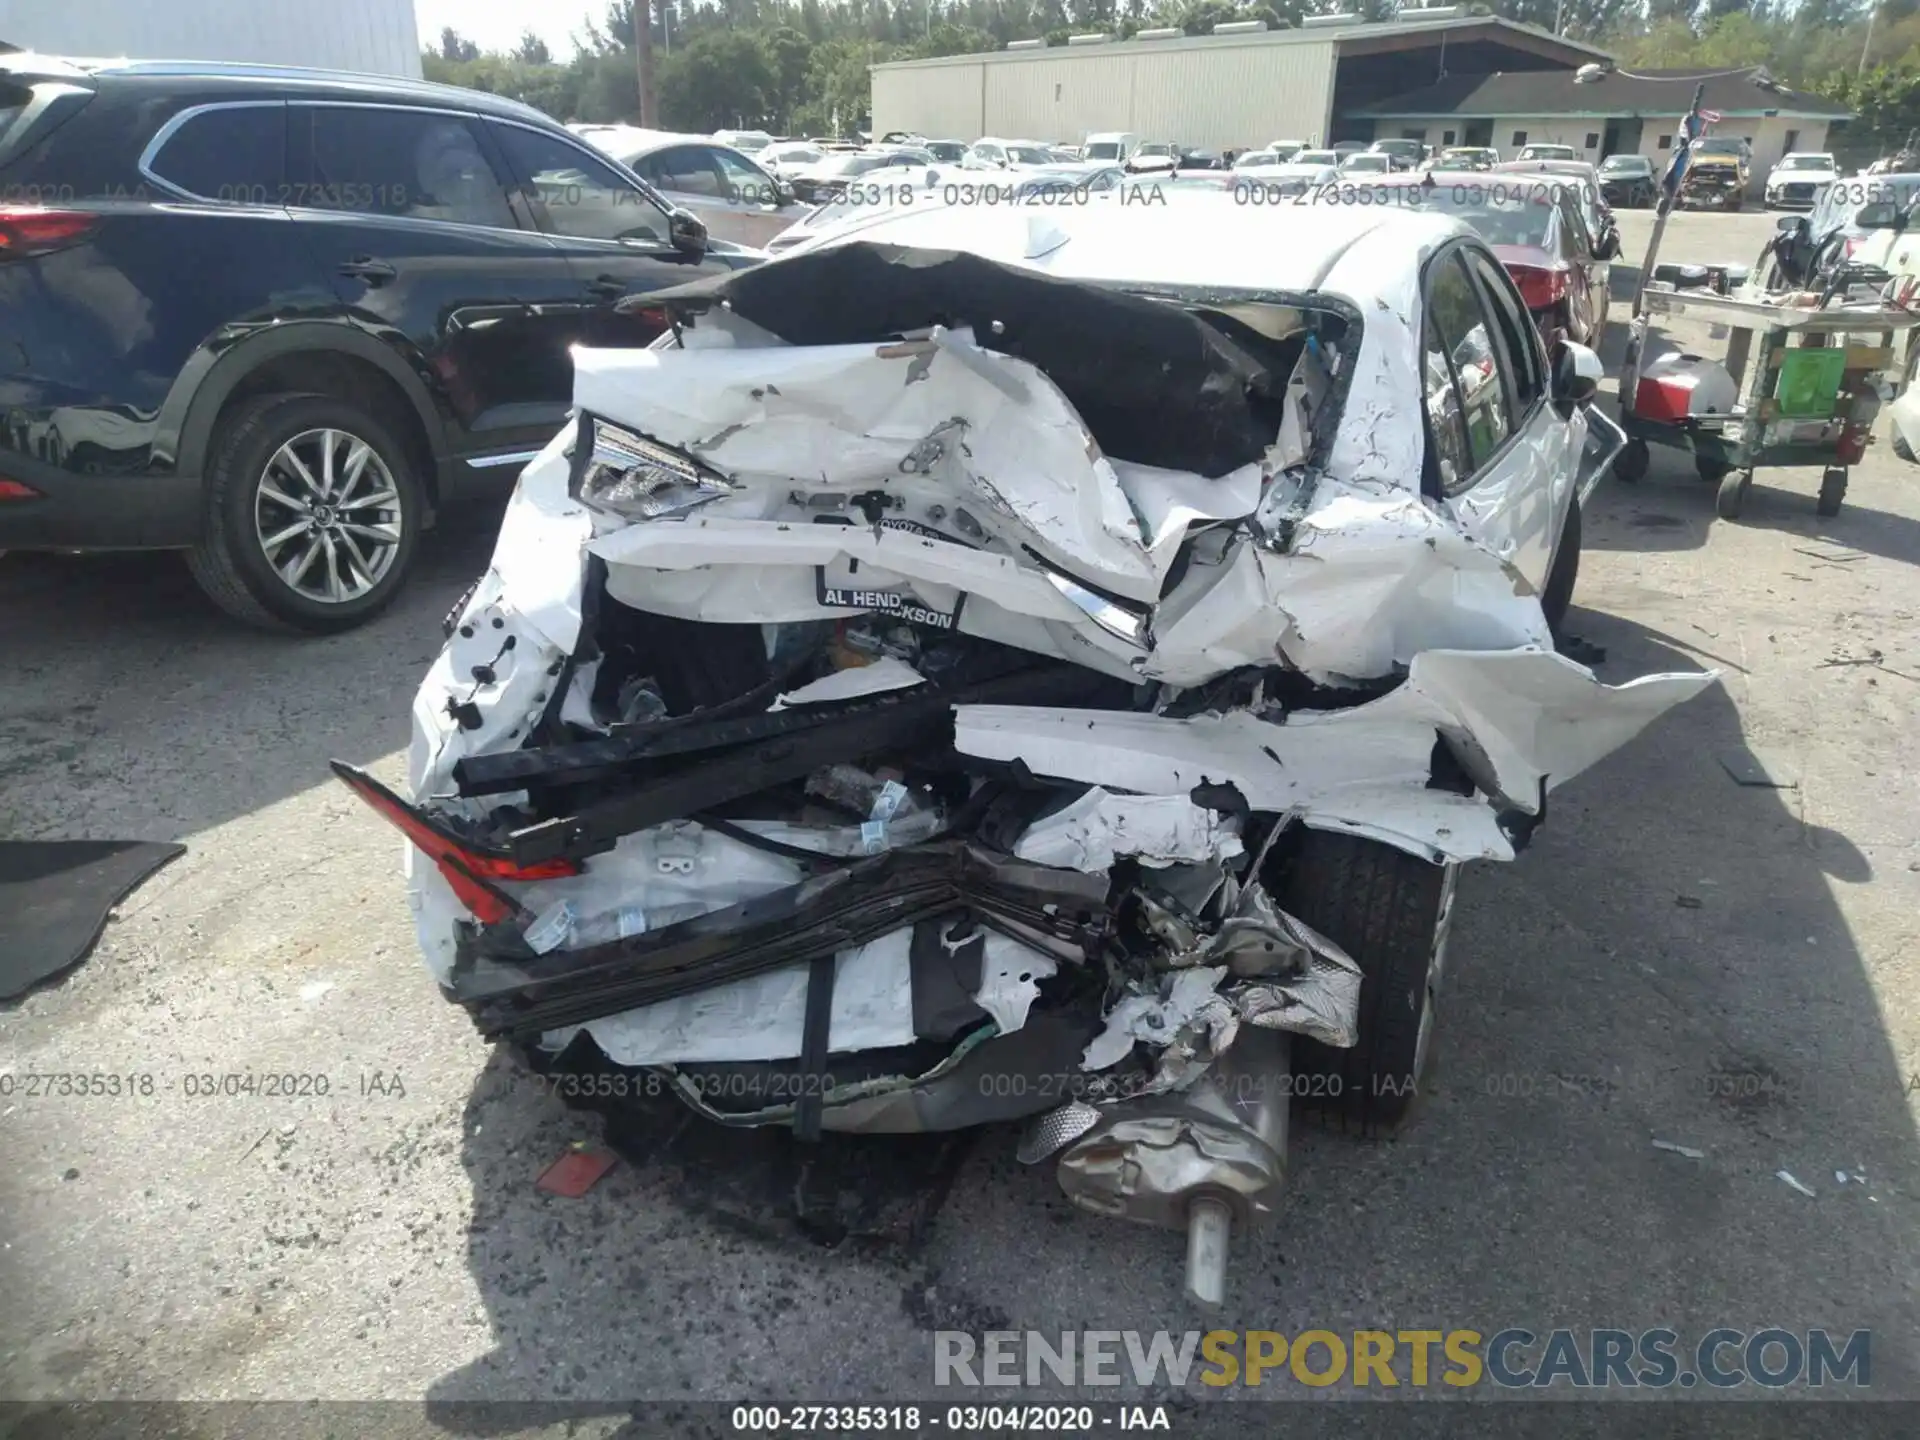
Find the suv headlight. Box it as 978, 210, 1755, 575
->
574, 418, 735, 521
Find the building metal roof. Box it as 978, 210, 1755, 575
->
872, 15, 1608, 71
1354, 65, 1850, 121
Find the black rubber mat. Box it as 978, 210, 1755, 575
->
0, 840, 185, 999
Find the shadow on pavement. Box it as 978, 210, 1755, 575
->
425, 616, 1920, 1411
0, 498, 507, 841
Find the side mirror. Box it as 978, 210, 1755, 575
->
668, 208, 708, 256
1552, 339, 1603, 409
1596, 229, 1622, 260
1776, 213, 1807, 235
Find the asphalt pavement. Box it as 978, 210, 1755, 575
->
3, 205, 1919, 1419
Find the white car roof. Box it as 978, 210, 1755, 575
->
589, 127, 747, 160
792, 195, 1460, 301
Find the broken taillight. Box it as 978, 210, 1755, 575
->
0, 206, 99, 261
329, 761, 579, 924
1509, 263, 1571, 311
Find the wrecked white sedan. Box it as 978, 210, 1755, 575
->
338, 201, 1713, 1303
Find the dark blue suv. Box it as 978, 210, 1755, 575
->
0, 55, 760, 630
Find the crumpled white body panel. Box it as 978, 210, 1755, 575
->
396, 228, 1717, 1072
957, 649, 1717, 864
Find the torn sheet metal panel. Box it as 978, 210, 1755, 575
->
573, 334, 1168, 604
1013, 788, 1246, 872
957, 648, 1718, 864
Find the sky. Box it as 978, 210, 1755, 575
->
413, 0, 610, 61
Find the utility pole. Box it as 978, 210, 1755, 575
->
634, 0, 658, 127
1858, 0, 1876, 80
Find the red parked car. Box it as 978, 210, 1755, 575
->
1360, 171, 1620, 347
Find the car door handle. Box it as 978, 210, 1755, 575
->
586, 275, 628, 299
339, 257, 396, 284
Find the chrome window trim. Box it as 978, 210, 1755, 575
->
135, 99, 288, 204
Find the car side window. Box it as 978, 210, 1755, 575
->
1421, 326, 1475, 496
1462, 246, 1546, 413
300, 107, 515, 229
709, 146, 780, 205
646, 145, 726, 199
489, 123, 668, 245
1424, 249, 1514, 491
148, 104, 286, 203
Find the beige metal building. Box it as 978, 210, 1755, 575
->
869, 16, 1608, 153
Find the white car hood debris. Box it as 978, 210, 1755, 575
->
385, 229, 1713, 1101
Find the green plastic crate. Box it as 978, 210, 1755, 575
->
1773, 346, 1848, 419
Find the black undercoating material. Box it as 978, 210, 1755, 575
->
499, 661, 1119, 867
793, 954, 837, 1143
456, 841, 1112, 1042
529, 1031, 976, 1244
909, 913, 990, 1041
645, 241, 1281, 477
0, 841, 185, 1000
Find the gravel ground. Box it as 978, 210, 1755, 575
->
4, 207, 1920, 1414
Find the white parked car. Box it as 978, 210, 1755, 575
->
961, 138, 1057, 170
1292, 148, 1341, 169
1126, 141, 1180, 174
578, 127, 797, 248
712, 128, 775, 155
339, 200, 1711, 1306
782, 146, 938, 202
1765, 152, 1838, 210
1340, 151, 1394, 174
758, 141, 827, 175
1229, 160, 1341, 196
1516, 143, 1577, 162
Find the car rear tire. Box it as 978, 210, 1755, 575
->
187, 392, 423, 633
1274, 831, 1457, 1135
1539, 497, 1581, 631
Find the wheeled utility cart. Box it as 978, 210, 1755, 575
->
1612, 288, 1920, 520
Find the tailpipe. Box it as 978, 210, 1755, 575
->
1049, 1028, 1292, 1308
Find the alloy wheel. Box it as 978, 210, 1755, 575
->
253, 427, 404, 604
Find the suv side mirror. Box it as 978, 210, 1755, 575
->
1552, 339, 1602, 410
668, 208, 708, 256
1596, 228, 1622, 260
1776, 213, 1807, 235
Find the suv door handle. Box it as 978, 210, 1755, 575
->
586, 275, 628, 299
339, 257, 397, 284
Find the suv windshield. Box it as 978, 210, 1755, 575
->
1601, 155, 1649, 172
1696, 139, 1744, 156
1084, 141, 1121, 160
1779, 156, 1832, 171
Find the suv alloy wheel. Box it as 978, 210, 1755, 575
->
187, 393, 424, 632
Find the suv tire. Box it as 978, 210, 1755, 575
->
1272, 830, 1458, 1135
187, 392, 424, 633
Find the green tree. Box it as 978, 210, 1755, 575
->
439, 27, 480, 62
514, 31, 554, 64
